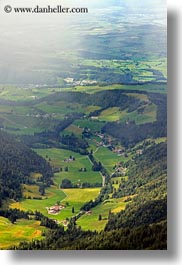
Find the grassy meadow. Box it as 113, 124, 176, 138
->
35, 148, 102, 186
10, 187, 101, 223
94, 146, 129, 174
0, 217, 45, 249
77, 197, 127, 231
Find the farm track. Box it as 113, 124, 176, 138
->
100, 172, 106, 187
60, 189, 68, 201
93, 147, 101, 154
87, 148, 106, 187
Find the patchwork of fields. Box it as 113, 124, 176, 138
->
0, 83, 166, 248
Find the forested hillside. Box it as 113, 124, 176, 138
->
102, 93, 167, 147
0, 131, 53, 203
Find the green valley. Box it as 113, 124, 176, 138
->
0, 0, 167, 250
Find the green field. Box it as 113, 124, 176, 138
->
1, 108, 57, 135
59, 188, 101, 222
10, 147, 102, 222
98, 107, 123, 122
35, 148, 102, 186
66, 83, 167, 94
54, 171, 102, 187
0, 85, 64, 102
74, 119, 105, 132
77, 197, 127, 231
97, 103, 157, 125
35, 101, 85, 119
79, 58, 167, 84
35, 148, 88, 167
11, 187, 66, 213
63, 124, 83, 136
0, 217, 45, 249
10, 187, 100, 223
120, 104, 157, 125
94, 146, 129, 174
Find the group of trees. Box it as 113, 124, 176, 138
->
0, 131, 53, 203
0, 208, 29, 224
88, 153, 103, 172
12, 218, 167, 250
80, 183, 113, 212
60, 178, 102, 189
60, 134, 88, 154
34, 211, 59, 229
60, 179, 73, 189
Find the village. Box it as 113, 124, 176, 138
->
64, 77, 98, 86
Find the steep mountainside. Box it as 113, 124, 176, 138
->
0, 131, 53, 203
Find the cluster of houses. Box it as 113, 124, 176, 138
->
136, 149, 143, 155
26, 113, 54, 119
112, 162, 127, 177
61, 220, 69, 227
95, 132, 129, 158
85, 210, 92, 215
64, 77, 97, 86
112, 147, 128, 157
115, 166, 127, 176
46, 204, 65, 215
63, 156, 75, 163
94, 132, 112, 148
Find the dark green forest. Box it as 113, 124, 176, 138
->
0, 131, 53, 204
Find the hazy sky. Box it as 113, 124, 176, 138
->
0, 0, 166, 84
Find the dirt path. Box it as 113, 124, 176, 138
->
99, 172, 106, 187
87, 148, 106, 187
60, 189, 68, 202
93, 146, 100, 154
87, 155, 93, 165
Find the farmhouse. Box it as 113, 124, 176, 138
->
63, 156, 75, 163
85, 210, 92, 215
64, 77, 74, 83
61, 220, 69, 227
47, 204, 65, 215
136, 149, 143, 155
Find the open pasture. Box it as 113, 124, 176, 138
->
67, 83, 167, 94
10, 187, 101, 223
94, 146, 129, 174
35, 148, 102, 186
77, 197, 127, 231
0, 217, 45, 249
74, 119, 105, 132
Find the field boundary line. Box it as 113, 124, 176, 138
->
59, 189, 68, 202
